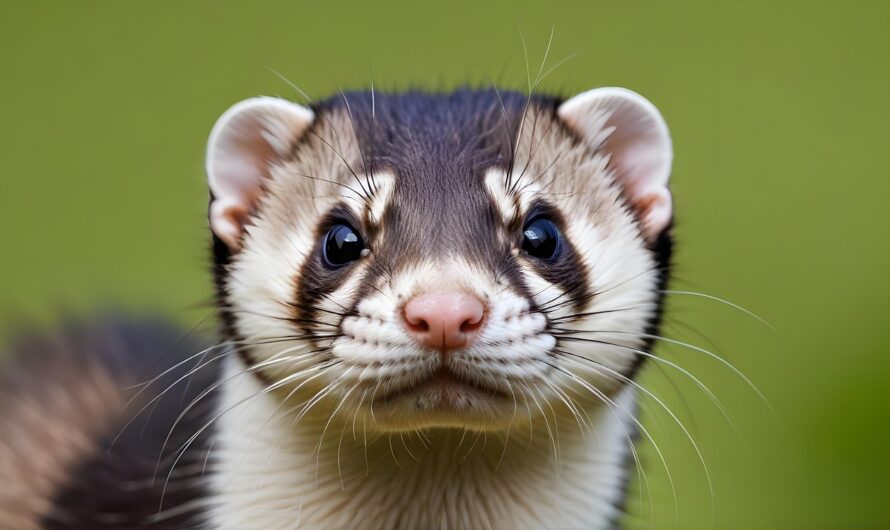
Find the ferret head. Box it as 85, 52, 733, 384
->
206, 88, 673, 432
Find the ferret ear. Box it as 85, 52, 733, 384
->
206, 97, 314, 249
558, 87, 673, 241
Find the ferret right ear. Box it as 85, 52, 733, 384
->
206, 97, 314, 250
558, 88, 673, 243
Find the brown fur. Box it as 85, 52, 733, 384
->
0, 331, 125, 529
0, 319, 218, 528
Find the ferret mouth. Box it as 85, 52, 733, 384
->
374, 367, 507, 405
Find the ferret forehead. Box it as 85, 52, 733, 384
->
313, 89, 559, 172
372, 180, 507, 272
304, 90, 557, 264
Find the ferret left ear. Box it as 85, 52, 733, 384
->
558, 87, 673, 241
206, 97, 315, 250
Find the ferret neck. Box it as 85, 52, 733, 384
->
209, 355, 635, 529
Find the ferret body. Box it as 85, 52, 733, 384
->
0, 86, 674, 529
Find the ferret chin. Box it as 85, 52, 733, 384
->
1, 85, 674, 530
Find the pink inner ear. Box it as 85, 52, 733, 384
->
213, 149, 271, 205
208, 136, 271, 249
210, 199, 249, 249
637, 189, 672, 241
558, 88, 673, 241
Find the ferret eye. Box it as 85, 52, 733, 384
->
323, 224, 364, 268
522, 217, 560, 261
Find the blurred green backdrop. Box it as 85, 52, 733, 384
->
1, 1, 888, 528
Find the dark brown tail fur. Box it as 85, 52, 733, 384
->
0, 317, 220, 529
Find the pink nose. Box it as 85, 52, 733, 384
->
403, 292, 486, 354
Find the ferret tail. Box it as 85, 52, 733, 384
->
0, 316, 219, 529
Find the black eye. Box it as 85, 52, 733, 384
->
322, 224, 364, 268
522, 217, 561, 261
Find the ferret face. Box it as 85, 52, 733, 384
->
207, 89, 673, 432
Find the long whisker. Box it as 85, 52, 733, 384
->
554, 352, 713, 510
306, 131, 373, 205
311, 370, 358, 485
159, 345, 332, 473
111, 339, 300, 451
334, 86, 377, 196
542, 375, 654, 525
536, 358, 678, 525
494, 380, 519, 471
662, 289, 775, 331
158, 360, 341, 509
558, 329, 774, 415
245, 359, 351, 475
520, 381, 559, 470
155, 346, 327, 474
552, 334, 739, 436
264, 66, 314, 103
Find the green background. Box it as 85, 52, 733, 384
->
1, 1, 887, 528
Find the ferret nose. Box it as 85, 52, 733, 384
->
403, 292, 485, 354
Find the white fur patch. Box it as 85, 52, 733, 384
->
211, 355, 638, 529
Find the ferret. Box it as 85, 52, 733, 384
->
0, 85, 674, 529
